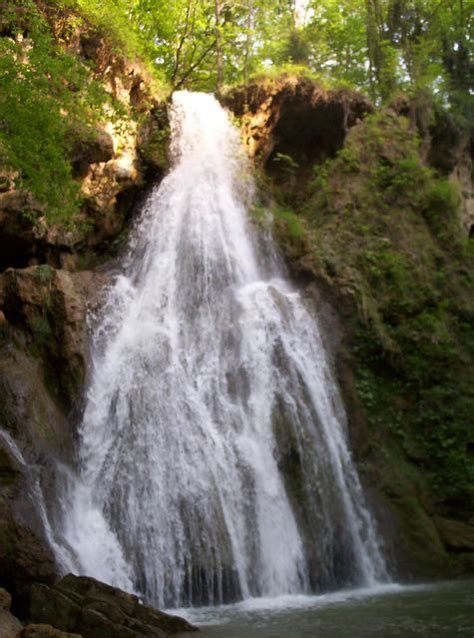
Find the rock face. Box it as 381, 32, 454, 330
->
246, 86, 474, 580
30, 575, 198, 638
222, 76, 373, 172
427, 110, 474, 237
1, 265, 108, 409
0, 3, 170, 275
0, 438, 57, 617
0, 263, 110, 614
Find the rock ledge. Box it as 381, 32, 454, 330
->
31, 575, 198, 638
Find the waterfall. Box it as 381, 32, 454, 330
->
59, 91, 388, 608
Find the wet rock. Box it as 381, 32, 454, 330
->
0, 428, 57, 606
0, 345, 72, 458
21, 624, 83, 638
0, 444, 22, 487
0, 265, 106, 613
0, 495, 57, 618
0, 607, 22, 638
1, 265, 108, 407
30, 575, 198, 637
0, 358, 61, 615
0, 587, 12, 611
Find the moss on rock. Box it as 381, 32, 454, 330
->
243, 86, 474, 577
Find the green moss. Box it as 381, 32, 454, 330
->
35, 265, 54, 285
270, 107, 474, 524
30, 315, 54, 350
275, 207, 304, 239
138, 108, 171, 171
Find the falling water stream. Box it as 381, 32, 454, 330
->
59, 91, 388, 609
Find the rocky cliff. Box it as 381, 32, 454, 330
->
223, 75, 474, 579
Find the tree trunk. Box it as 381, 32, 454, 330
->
214, 0, 223, 94
243, 0, 254, 87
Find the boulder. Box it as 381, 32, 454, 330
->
0, 587, 12, 611
21, 624, 82, 638
30, 575, 198, 637
0, 607, 22, 638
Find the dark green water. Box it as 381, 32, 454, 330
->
175, 581, 474, 637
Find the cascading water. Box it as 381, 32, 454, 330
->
59, 91, 388, 609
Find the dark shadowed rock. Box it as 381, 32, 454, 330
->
30, 575, 198, 637
222, 76, 373, 172
0, 190, 45, 271
0, 489, 57, 618
0, 587, 12, 611
71, 129, 115, 178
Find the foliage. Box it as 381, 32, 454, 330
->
274, 206, 303, 238
273, 109, 474, 515
0, 0, 113, 221
34, 0, 471, 106
3, 0, 471, 116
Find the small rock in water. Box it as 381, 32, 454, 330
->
30, 574, 198, 637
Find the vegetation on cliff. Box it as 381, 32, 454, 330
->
0, 0, 168, 227
257, 84, 474, 574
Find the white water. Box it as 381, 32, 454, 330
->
59, 91, 388, 608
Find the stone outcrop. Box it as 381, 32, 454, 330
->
0, 2, 170, 277
0, 263, 110, 613
1, 264, 108, 409
30, 575, 197, 638
222, 76, 373, 174
0, 607, 23, 638
427, 110, 474, 237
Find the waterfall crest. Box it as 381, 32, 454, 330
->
60, 91, 388, 608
